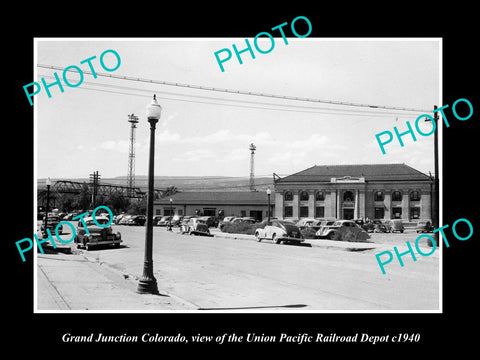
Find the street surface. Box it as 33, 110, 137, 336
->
36, 223, 440, 311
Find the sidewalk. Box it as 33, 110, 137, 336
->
36, 253, 197, 311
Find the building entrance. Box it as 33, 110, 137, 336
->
250, 210, 263, 222
343, 208, 354, 220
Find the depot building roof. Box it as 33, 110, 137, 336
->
155, 191, 273, 205
275, 163, 432, 183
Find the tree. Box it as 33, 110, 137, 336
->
105, 191, 130, 214
127, 197, 146, 215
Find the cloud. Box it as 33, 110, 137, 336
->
99, 139, 130, 152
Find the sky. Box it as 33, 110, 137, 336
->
35, 38, 440, 180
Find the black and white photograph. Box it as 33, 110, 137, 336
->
8, 6, 479, 354
33, 37, 441, 312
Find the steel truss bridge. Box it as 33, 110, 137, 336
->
38, 180, 178, 208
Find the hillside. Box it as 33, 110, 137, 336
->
37, 175, 275, 192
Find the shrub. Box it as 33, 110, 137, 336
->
300, 228, 317, 239
332, 227, 371, 243
222, 222, 257, 235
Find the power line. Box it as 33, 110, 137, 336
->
39, 73, 429, 119
37, 64, 433, 113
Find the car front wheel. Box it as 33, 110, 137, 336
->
272, 234, 281, 244
255, 232, 262, 242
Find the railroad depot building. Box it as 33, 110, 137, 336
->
154, 191, 273, 222
273, 163, 433, 222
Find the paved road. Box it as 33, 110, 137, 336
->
38, 225, 439, 311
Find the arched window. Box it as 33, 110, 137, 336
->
374, 191, 384, 201
300, 191, 309, 201
284, 191, 293, 201
392, 191, 402, 201
410, 190, 420, 201
343, 191, 354, 202
315, 191, 325, 201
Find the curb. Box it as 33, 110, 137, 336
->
211, 230, 381, 251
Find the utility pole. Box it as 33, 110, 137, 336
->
249, 143, 256, 191
89, 171, 100, 208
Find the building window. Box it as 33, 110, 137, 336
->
374, 207, 384, 219
240, 210, 246, 217
343, 190, 354, 202
410, 191, 420, 201
155, 209, 161, 215
299, 206, 309, 217
392, 191, 402, 201
374, 191, 384, 201
315, 191, 325, 201
284, 191, 293, 201
203, 208, 216, 216
164, 208, 174, 216
300, 191, 309, 201
392, 207, 402, 219
315, 206, 325, 218
178, 209, 183, 216
411, 207, 420, 219
284, 206, 293, 217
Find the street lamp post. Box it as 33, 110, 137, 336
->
266, 187, 271, 224
167, 198, 173, 231
43, 178, 52, 237
137, 95, 161, 295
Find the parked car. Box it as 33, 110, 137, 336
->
255, 220, 304, 244
170, 215, 184, 227
416, 220, 434, 233
152, 215, 162, 226
233, 217, 257, 225
181, 217, 213, 236
74, 216, 122, 250
384, 219, 405, 233
41, 214, 62, 234
315, 219, 337, 234
316, 219, 366, 239
114, 214, 127, 224
118, 215, 133, 225
354, 219, 375, 233
156, 216, 172, 227
374, 224, 389, 233
296, 218, 317, 229
198, 216, 217, 227
126, 215, 146, 226
218, 216, 236, 231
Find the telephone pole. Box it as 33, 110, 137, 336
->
249, 143, 256, 191
89, 170, 100, 208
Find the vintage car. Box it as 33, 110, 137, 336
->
218, 216, 237, 231
155, 216, 172, 227
374, 224, 389, 233
181, 217, 213, 236
118, 215, 133, 225
198, 216, 217, 227
41, 214, 62, 234
74, 216, 122, 250
315, 219, 368, 240
296, 218, 317, 229
384, 219, 405, 233
125, 215, 146, 226
416, 220, 434, 233
255, 220, 304, 244
170, 215, 184, 227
